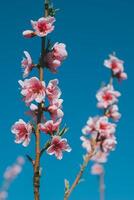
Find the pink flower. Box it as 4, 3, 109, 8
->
104, 54, 127, 81
0, 191, 8, 200
45, 43, 67, 72
21, 51, 34, 78
39, 118, 62, 134
30, 103, 38, 111
18, 77, 46, 104
116, 72, 128, 81
31, 16, 55, 37
26, 103, 46, 122
4, 164, 22, 180
53, 43, 68, 61
46, 79, 61, 101
25, 104, 38, 122
82, 116, 116, 137
48, 99, 64, 120
91, 163, 104, 175
106, 105, 121, 121
45, 51, 61, 70
91, 151, 108, 163
11, 119, 32, 147
17, 156, 25, 165
102, 136, 117, 153
104, 54, 124, 75
82, 116, 99, 135
22, 30, 35, 38
47, 136, 71, 160
96, 116, 116, 138
96, 84, 121, 109
80, 136, 91, 152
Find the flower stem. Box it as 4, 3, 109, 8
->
64, 148, 95, 200
99, 172, 105, 200
33, 1, 49, 200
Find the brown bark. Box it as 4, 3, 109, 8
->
33, 1, 49, 200
64, 148, 95, 200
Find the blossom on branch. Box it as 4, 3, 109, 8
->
0, 157, 25, 200
91, 150, 108, 163
23, 16, 55, 38
47, 136, 71, 160
31, 16, 55, 37
95, 116, 116, 138
82, 116, 116, 138
91, 163, 104, 175
106, 105, 121, 121
39, 118, 62, 134
82, 116, 99, 135
21, 51, 34, 78
22, 30, 35, 38
48, 98, 64, 120
19, 77, 46, 104
80, 136, 91, 153
104, 54, 127, 81
96, 84, 121, 109
11, 119, 32, 147
46, 79, 61, 101
45, 43, 68, 72
102, 136, 117, 153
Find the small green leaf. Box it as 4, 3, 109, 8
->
78, 178, 85, 184
58, 126, 69, 137
64, 179, 70, 192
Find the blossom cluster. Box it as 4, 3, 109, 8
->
0, 157, 25, 200
81, 54, 127, 174
22, 17, 67, 76
11, 14, 71, 160
104, 54, 127, 81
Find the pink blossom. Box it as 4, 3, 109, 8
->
106, 105, 121, 121
21, 51, 34, 78
47, 136, 71, 160
91, 150, 108, 163
30, 103, 38, 111
104, 54, 124, 75
17, 156, 25, 165
11, 119, 32, 147
27, 103, 46, 122
45, 43, 67, 72
26, 104, 38, 122
46, 79, 61, 101
96, 116, 116, 138
96, 84, 121, 109
80, 136, 91, 152
82, 117, 99, 135
53, 43, 68, 61
4, 164, 22, 180
82, 116, 116, 137
104, 54, 127, 81
116, 71, 128, 81
39, 118, 62, 134
22, 30, 35, 38
102, 136, 117, 153
48, 99, 64, 120
45, 51, 61, 70
0, 191, 8, 200
91, 163, 104, 175
18, 77, 46, 104
31, 16, 55, 37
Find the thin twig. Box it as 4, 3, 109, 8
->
33, 1, 49, 200
99, 172, 105, 200
64, 140, 96, 200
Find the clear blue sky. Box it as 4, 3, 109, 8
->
0, 0, 134, 200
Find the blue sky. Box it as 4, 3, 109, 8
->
0, 0, 134, 199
